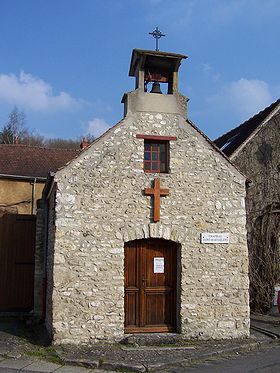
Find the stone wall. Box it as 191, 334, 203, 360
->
46, 108, 249, 344
231, 113, 280, 307
232, 114, 280, 239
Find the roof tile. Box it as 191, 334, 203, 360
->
0, 144, 80, 178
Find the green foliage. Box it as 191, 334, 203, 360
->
27, 346, 63, 365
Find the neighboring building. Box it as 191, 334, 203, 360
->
0, 144, 79, 312
39, 49, 250, 344
0, 144, 79, 216
215, 100, 280, 312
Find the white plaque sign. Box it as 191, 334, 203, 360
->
201, 232, 230, 244
154, 257, 164, 273
273, 286, 280, 306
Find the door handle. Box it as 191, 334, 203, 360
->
142, 277, 147, 286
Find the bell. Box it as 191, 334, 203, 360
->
150, 82, 162, 94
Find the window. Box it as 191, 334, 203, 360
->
136, 134, 177, 174
144, 140, 168, 173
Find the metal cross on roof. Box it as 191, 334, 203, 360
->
149, 27, 165, 51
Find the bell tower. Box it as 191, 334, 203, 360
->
122, 49, 188, 117
129, 49, 186, 94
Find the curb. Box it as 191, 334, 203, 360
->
251, 320, 280, 339
101, 361, 146, 373
59, 339, 273, 373
0, 331, 277, 373
140, 341, 263, 372
60, 357, 99, 369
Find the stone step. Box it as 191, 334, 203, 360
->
120, 333, 186, 347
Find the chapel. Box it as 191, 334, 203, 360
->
37, 48, 250, 344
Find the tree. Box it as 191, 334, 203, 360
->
0, 107, 28, 144
44, 137, 81, 149
0, 107, 95, 148
21, 133, 45, 147
249, 136, 280, 313
42, 134, 95, 149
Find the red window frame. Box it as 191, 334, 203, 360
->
136, 134, 176, 174
143, 140, 169, 173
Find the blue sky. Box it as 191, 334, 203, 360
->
0, 0, 279, 141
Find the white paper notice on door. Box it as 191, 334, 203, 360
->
154, 257, 164, 273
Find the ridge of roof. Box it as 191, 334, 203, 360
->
0, 143, 80, 152
214, 99, 280, 156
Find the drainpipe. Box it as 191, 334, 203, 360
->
41, 195, 48, 321
31, 177, 37, 215
42, 174, 55, 321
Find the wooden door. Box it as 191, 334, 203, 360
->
124, 238, 177, 333
0, 214, 36, 311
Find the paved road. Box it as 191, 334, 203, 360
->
0, 368, 38, 373
0, 368, 98, 373
0, 370, 112, 373
155, 345, 280, 373
0, 361, 113, 373
0, 366, 101, 373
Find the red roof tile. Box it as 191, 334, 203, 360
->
0, 144, 80, 178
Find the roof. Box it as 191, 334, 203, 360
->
214, 99, 280, 157
129, 49, 187, 77
0, 144, 80, 179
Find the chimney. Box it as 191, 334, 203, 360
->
80, 137, 90, 150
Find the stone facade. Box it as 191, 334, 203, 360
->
230, 112, 280, 246
42, 49, 249, 344
43, 104, 249, 344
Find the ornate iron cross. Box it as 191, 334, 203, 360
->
149, 27, 165, 51
144, 178, 169, 222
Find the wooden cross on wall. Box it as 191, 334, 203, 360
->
144, 178, 169, 222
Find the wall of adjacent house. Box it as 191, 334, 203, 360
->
232, 114, 280, 227
231, 113, 280, 304
0, 178, 45, 215
45, 104, 249, 344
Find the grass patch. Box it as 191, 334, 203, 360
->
26, 346, 63, 365
98, 357, 105, 365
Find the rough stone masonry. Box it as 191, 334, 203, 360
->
40, 49, 250, 344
